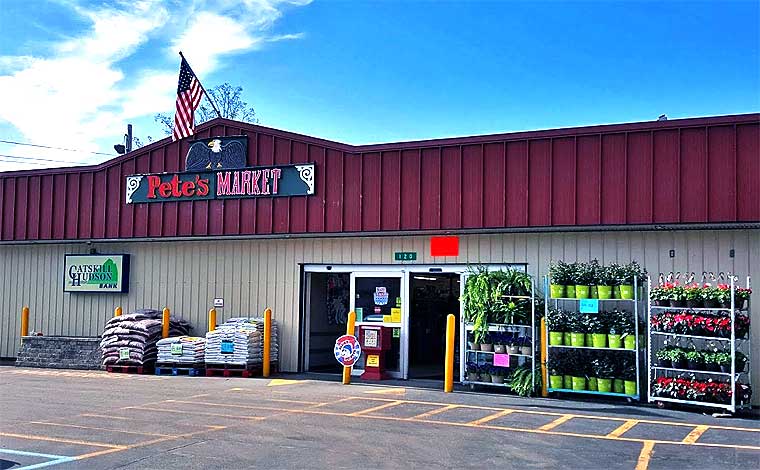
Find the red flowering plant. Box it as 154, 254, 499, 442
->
650, 377, 742, 404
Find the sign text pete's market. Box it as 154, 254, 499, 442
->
125, 163, 315, 204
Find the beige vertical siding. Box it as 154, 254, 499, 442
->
1, 229, 758, 400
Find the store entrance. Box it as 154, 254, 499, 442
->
408, 273, 460, 379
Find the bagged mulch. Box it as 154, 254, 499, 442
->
100, 309, 192, 366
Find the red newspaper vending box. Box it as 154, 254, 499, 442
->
359, 325, 391, 380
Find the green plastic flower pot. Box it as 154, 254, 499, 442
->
597, 285, 613, 299
608, 334, 622, 349
575, 285, 590, 299
565, 285, 576, 298
563, 332, 572, 346
549, 331, 564, 345
612, 285, 621, 299
549, 375, 563, 389
613, 379, 625, 394
572, 376, 586, 391
563, 375, 573, 389
591, 333, 607, 348
624, 380, 637, 396
597, 378, 612, 392
550, 284, 566, 299
591, 285, 598, 299
619, 284, 634, 299
570, 332, 585, 347
585, 333, 594, 347
587, 377, 598, 391
623, 335, 636, 350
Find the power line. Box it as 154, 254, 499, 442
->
0, 139, 116, 157
0, 154, 90, 165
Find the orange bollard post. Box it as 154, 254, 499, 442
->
444, 314, 456, 393
342, 311, 356, 385
114, 306, 122, 317
263, 308, 272, 377
208, 308, 217, 332
162, 307, 170, 338
21, 306, 29, 337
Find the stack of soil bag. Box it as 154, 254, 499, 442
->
100, 309, 192, 367
156, 336, 206, 364
205, 317, 279, 367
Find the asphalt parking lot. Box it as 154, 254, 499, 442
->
0, 367, 758, 469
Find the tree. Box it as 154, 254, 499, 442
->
154, 82, 259, 136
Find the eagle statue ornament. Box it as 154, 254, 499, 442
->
185, 138, 246, 171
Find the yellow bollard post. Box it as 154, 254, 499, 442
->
263, 308, 272, 377
208, 308, 217, 332
342, 311, 356, 385
21, 306, 29, 337
162, 307, 170, 339
444, 313, 456, 393
114, 306, 122, 317
540, 317, 548, 397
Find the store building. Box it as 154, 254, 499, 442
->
0, 114, 758, 388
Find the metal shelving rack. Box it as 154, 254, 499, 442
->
460, 282, 536, 392
544, 275, 643, 400
647, 275, 752, 414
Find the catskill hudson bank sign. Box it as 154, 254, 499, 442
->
125, 163, 315, 204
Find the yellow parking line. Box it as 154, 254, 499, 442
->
682, 425, 709, 444
134, 406, 267, 421
467, 409, 514, 426
349, 401, 404, 416
635, 441, 655, 470
27, 421, 175, 437
81, 413, 133, 420
538, 415, 574, 431
409, 405, 459, 420
607, 420, 639, 438
0, 432, 126, 449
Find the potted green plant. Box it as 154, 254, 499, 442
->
574, 262, 594, 299
519, 336, 532, 356
594, 356, 614, 392
650, 285, 671, 306
702, 350, 720, 372
580, 314, 594, 347
702, 286, 720, 309
479, 332, 493, 352
549, 260, 571, 298
735, 287, 752, 310
656, 347, 673, 368
619, 261, 645, 299
606, 309, 623, 348
546, 307, 567, 345
567, 311, 586, 347
670, 347, 687, 369
736, 351, 748, 373
565, 262, 578, 298
466, 362, 479, 381
493, 333, 506, 354
547, 356, 564, 389
477, 364, 491, 382
621, 359, 637, 396
589, 259, 602, 299
490, 365, 506, 384
684, 349, 703, 371
507, 336, 520, 355
607, 264, 624, 298
684, 283, 703, 308
619, 312, 636, 350
596, 265, 614, 299
586, 315, 607, 348
565, 350, 586, 390
669, 285, 686, 308
508, 365, 538, 397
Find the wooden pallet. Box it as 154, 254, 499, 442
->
155, 364, 205, 377
204, 363, 277, 378
106, 364, 152, 374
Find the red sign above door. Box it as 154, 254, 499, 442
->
430, 236, 459, 257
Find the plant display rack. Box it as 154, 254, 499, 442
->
647, 275, 752, 414
460, 273, 536, 392
543, 265, 644, 401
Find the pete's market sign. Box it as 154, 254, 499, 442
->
64, 255, 130, 293
125, 163, 315, 204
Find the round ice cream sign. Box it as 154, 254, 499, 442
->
334, 335, 361, 367
374, 287, 389, 306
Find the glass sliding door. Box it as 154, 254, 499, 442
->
350, 271, 406, 379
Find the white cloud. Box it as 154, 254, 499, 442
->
0, 0, 309, 169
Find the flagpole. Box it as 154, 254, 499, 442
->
179, 51, 222, 119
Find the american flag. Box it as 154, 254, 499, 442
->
172, 57, 203, 141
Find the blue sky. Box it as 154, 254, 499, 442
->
0, 0, 757, 170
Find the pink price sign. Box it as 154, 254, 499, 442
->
493, 353, 510, 367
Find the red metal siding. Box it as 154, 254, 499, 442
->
0, 114, 757, 243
